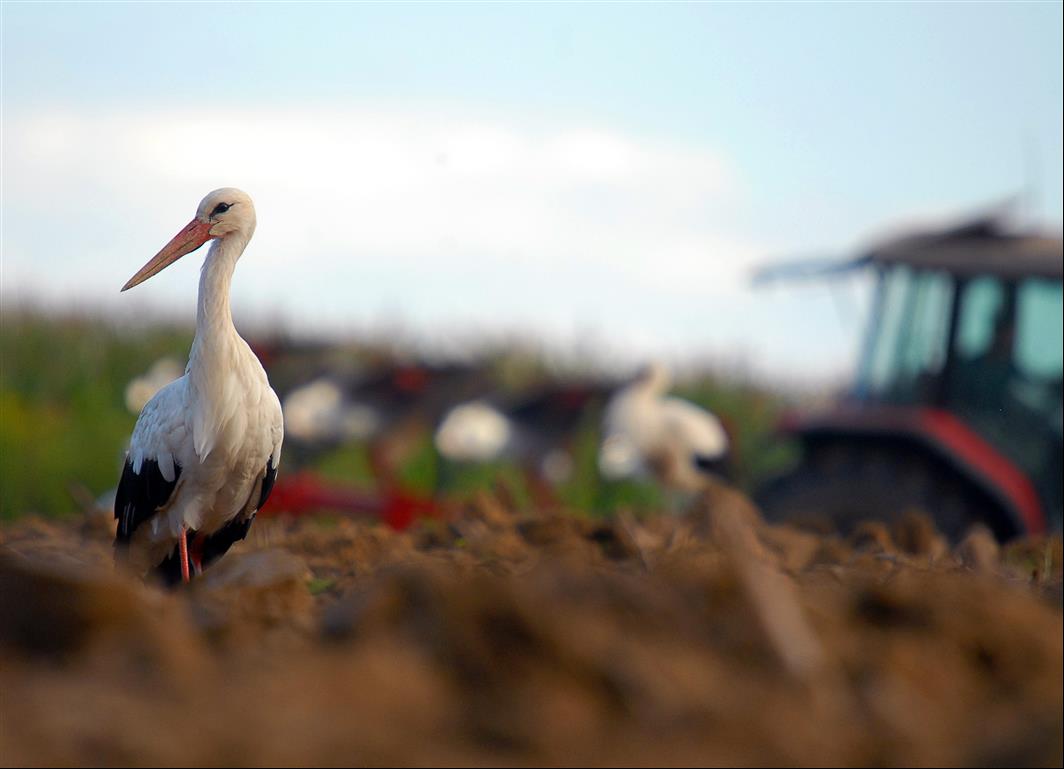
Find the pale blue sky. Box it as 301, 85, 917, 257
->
3, 2, 1062, 382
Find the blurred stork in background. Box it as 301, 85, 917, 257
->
281, 360, 492, 478
281, 368, 380, 455
598, 363, 731, 497
259, 359, 493, 525
436, 380, 614, 506
113, 188, 283, 585
124, 357, 184, 414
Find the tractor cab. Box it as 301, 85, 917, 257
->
757, 215, 1063, 539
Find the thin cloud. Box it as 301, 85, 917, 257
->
6, 107, 746, 275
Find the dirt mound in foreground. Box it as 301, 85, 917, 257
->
1, 488, 1061, 767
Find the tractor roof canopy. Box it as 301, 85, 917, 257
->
866, 216, 1063, 280
752, 212, 1063, 284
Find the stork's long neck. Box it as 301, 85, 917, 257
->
188, 234, 249, 391
196, 233, 247, 339
629, 373, 668, 402
187, 232, 253, 459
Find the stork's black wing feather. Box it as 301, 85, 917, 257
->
258, 457, 278, 512
113, 458, 181, 546
693, 453, 731, 481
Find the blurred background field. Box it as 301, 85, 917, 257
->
0, 307, 798, 522
1, 311, 195, 520
3, 2, 1060, 530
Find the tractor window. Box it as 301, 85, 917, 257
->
951, 276, 1021, 424
949, 276, 1063, 528
1015, 279, 1063, 381
952, 277, 1063, 418
954, 277, 1006, 360
861, 266, 953, 404
899, 270, 953, 390
861, 267, 909, 398
1014, 279, 1063, 529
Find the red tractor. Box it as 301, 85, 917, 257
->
755, 214, 1063, 541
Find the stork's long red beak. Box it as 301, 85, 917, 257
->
121, 219, 214, 292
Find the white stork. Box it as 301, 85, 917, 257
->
598, 363, 730, 493
114, 188, 283, 585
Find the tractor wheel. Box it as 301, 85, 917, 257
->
755, 443, 994, 541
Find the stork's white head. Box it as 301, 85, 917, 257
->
632, 361, 671, 395
121, 188, 256, 292
197, 187, 256, 240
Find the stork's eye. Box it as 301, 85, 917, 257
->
211, 202, 232, 217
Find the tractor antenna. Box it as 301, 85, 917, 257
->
1021, 132, 1040, 227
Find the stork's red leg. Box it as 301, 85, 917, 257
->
179, 527, 191, 583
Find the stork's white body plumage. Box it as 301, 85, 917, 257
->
599, 363, 729, 492
115, 188, 283, 582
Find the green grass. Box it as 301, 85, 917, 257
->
1, 310, 194, 519
306, 577, 337, 595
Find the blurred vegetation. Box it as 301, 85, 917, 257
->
1, 309, 797, 520
1, 310, 193, 520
